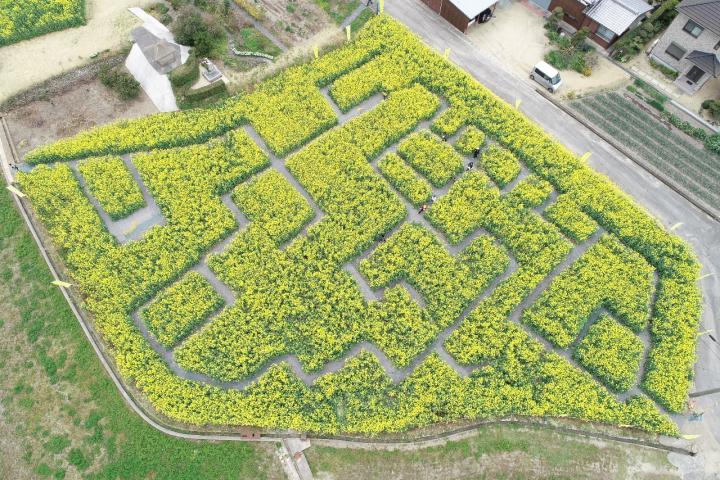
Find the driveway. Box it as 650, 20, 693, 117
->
387, 0, 720, 475
466, 0, 629, 98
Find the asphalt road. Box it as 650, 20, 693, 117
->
386, 0, 720, 473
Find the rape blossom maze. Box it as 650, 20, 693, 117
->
17, 17, 702, 436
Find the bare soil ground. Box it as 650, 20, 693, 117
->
0, 0, 158, 103
259, 0, 335, 45
4, 78, 156, 161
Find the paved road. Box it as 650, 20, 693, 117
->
386, 0, 720, 473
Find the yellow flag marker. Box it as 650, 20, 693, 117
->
379, 0, 384, 13
444, 48, 450, 59
580, 152, 591, 162
6, 185, 25, 198
123, 220, 139, 236
681, 434, 701, 440
515, 98, 521, 110
51, 280, 73, 288
700, 273, 714, 280
345, 25, 351, 42
313, 45, 319, 59
698, 329, 714, 337
670, 222, 683, 231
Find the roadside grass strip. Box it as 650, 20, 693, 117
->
14, 15, 702, 436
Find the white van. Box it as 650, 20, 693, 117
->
530, 61, 562, 93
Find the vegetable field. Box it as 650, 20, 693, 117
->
572, 92, 720, 215
14, 16, 702, 436
0, 0, 86, 47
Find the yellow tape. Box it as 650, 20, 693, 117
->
313, 45, 319, 59
51, 280, 73, 288
444, 48, 450, 59
580, 152, 591, 162
379, 0, 384, 13
346, 25, 351, 42
681, 434, 701, 440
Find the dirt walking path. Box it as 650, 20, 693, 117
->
0, 0, 156, 103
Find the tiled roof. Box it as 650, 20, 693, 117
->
584, 0, 652, 35
678, 0, 720, 36
686, 50, 720, 76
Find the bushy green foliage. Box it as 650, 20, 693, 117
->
575, 316, 644, 392
544, 194, 597, 242
78, 156, 145, 220
233, 169, 314, 244
377, 153, 432, 207
0, 0, 86, 47
480, 145, 521, 188
523, 235, 654, 348
504, 175, 553, 209
99, 67, 140, 101
16, 15, 701, 435
454, 126, 486, 156
397, 130, 463, 187
142, 272, 224, 347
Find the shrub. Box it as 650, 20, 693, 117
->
397, 130, 463, 187
142, 272, 224, 347
170, 55, 200, 88
78, 156, 145, 220
99, 67, 140, 101
377, 153, 432, 207
574, 315, 644, 392
454, 126, 486, 156
172, 8, 226, 57
479, 144, 520, 188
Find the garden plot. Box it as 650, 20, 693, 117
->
572, 91, 720, 215
12, 16, 702, 436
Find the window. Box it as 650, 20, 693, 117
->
686, 65, 705, 82
683, 19, 704, 38
665, 42, 687, 61
595, 25, 615, 42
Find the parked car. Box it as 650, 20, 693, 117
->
530, 61, 562, 93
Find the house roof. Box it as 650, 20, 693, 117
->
450, 0, 497, 19
678, 0, 720, 36
686, 49, 720, 76
131, 26, 182, 74
584, 0, 652, 36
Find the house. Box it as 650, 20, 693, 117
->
131, 26, 183, 75
419, 0, 499, 33
649, 0, 720, 94
548, 0, 653, 48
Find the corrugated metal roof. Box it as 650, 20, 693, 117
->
678, 0, 720, 36
686, 49, 720, 76
584, 0, 652, 35
450, 0, 497, 19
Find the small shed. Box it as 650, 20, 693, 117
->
420, 0, 498, 33
131, 26, 183, 74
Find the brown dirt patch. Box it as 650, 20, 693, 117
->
4, 78, 156, 161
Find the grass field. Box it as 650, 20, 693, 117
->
305, 425, 680, 479
0, 188, 284, 479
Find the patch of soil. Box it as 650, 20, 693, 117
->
5, 78, 157, 161
261, 0, 333, 45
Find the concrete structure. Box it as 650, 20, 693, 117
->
548, 0, 652, 48
125, 7, 191, 112
650, 0, 720, 95
419, 0, 498, 32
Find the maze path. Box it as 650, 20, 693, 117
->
117, 87, 655, 410
71, 156, 165, 243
